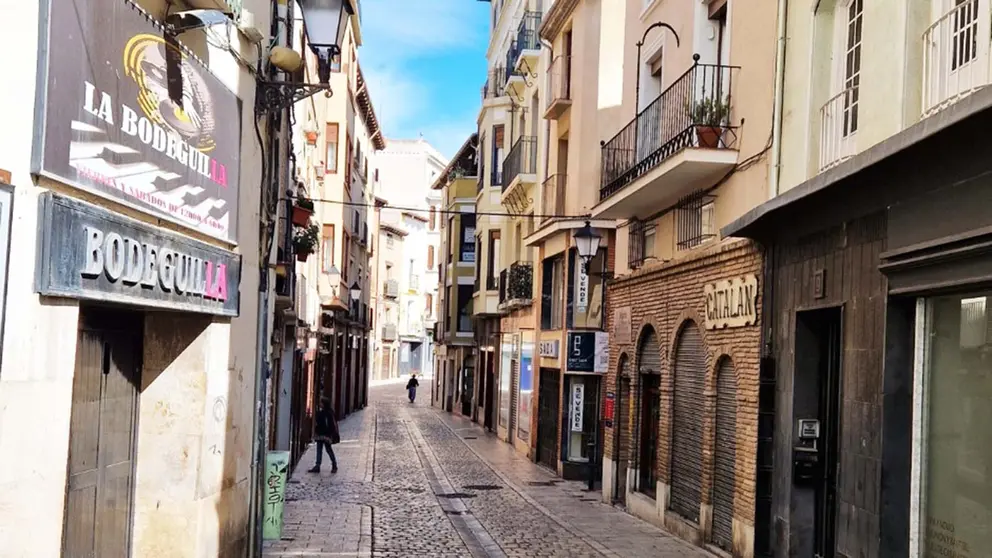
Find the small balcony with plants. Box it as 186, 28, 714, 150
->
593, 55, 740, 221
498, 261, 533, 313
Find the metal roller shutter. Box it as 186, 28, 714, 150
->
711, 358, 737, 550
670, 321, 705, 523
509, 356, 519, 439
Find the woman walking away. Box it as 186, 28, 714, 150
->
308, 397, 339, 474
406, 374, 420, 403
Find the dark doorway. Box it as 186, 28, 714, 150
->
484, 350, 496, 431
537, 367, 560, 470
63, 307, 143, 558
793, 307, 843, 558
637, 373, 661, 498
461, 356, 475, 416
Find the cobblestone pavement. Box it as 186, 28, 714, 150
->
265, 381, 710, 557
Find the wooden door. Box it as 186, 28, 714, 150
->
63, 308, 142, 558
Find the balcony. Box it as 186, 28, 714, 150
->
481, 65, 508, 102
382, 323, 398, 341
819, 86, 859, 172
501, 136, 538, 206
511, 12, 541, 74
504, 42, 528, 98
544, 55, 572, 119
498, 261, 533, 313
383, 279, 399, 298
923, 0, 990, 117
593, 58, 740, 220
541, 174, 566, 226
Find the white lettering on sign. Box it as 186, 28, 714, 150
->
704, 274, 758, 330
571, 383, 584, 432
82, 225, 229, 301
575, 257, 589, 315
539, 339, 559, 359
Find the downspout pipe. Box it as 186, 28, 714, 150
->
768, 0, 789, 200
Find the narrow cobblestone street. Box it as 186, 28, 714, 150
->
263, 381, 709, 558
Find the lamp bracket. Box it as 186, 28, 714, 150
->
256, 81, 332, 113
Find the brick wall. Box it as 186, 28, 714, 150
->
604, 238, 762, 527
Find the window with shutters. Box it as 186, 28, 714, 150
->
427, 245, 435, 269
429, 206, 437, 231
425, 293, 433, 318
541, 255, 564, 330
326, 123, 339, 173
321, 224, 335, 273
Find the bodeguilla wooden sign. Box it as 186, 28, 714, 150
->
704, 274, 758, 330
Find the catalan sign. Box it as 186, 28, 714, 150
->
34, 0, 242, 242
36, 193, 241, 317
704, 274, 758, 330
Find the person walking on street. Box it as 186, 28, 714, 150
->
308, 397, 339, 474
406, 374, 419, 403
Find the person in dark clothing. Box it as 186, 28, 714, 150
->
308, 397, 338, 474
406, 374, 419, 403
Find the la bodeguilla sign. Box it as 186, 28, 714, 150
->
34, 0, 242, 243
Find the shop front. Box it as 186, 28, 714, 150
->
603, 239, 761, 554
561, 331, 608, 482
35, 193, 244, 556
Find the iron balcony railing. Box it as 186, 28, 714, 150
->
502, 136, 538, 191
514, 11, 542, 63
499, 261, 533, 305
382, 323, 398, 341
600, 57, 740, 201
504, 42, 524, 85
819, 86, 859, 172
923, 0, 988, 117
383, 279, 399, 298
541, 174, 566, 225
547, 55, 572, 109
481, 65, 507, 100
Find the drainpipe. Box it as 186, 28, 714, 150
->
768, 0, 789, 200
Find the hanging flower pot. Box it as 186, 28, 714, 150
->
292, 196, 315, 227
293, 223, 319, 262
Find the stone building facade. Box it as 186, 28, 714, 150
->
603, 239, 762, 556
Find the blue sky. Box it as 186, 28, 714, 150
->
358, 0, 490, 160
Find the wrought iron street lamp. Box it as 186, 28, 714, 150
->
349, 281, 362, 301
574, 221, 602, 273
256, 0, 355, 112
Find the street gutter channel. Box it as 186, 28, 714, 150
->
401, 408, 507, 558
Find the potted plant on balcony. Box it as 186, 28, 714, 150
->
689, 96, 730, 149
292, 194, 314, 227
293, 223, 319, 262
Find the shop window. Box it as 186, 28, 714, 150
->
541, 255, 564, 330
567, 248, 605, 329
918, 293, 992, 555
